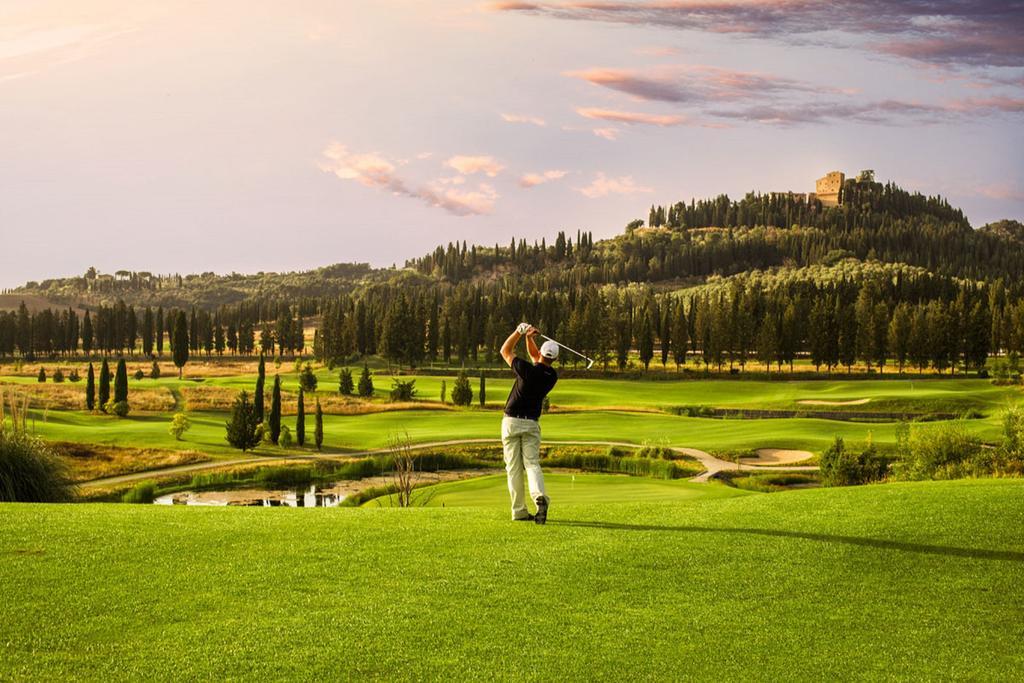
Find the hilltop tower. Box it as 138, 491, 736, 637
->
814, 171, 845, 207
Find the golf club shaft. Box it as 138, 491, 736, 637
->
538, 333, 595, 367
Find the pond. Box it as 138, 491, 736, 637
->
154, 484, 345, 507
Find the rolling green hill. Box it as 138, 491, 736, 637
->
2, 479, 1022, 680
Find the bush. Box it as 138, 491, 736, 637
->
279, 424, 293, 448
255, 466, 312, 487
68, 368, 80, 382
0, 431, 76, 502
636, 445, 676, 460
52, 368, 65, 383
390, 378, 417, 402
106, 400, 130, 418
37, 368, 46, 383
150, 361, 161, 379
451, 371, 473, 406
134, 368, 145, 381
357, 364, 374, 398
169, 413, 191, 441
894, 421, 984, 480
122, 481, 157, 504
299, 363, 318, 392
820, 436, 887, 486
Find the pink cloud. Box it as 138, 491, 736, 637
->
972, 183, 1024, 201
445, 155, 506, 177
519, 170, 567, 188
501, 112, 547, 126
592, 127, 620, 140
576, 107, 687, 126
577, 172, 652, 199
319, 142, 498, 216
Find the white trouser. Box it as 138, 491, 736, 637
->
501, 416, 547, 520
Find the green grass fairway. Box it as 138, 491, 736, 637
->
2, 479, 1022, 679
374, 472, 753, 508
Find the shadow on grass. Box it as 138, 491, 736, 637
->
548, 520, 1024, 562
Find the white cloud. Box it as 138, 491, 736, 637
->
501, 112, 547, 126
445, 155, 505, 177
519, 170, 567, 188
592, 127, 620, 140
577, 172, 653, 199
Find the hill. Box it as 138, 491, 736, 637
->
1, 478, 1022, 679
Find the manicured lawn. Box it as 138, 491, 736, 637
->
374, 472, 753, 508
1, 479, 1022, 679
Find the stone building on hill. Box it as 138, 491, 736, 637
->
813, 171, 845, 207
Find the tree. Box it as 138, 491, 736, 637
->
225, 391, 261, 452
671, 300, 688, 369
479, 373, 486, 406
296, 387, 306, 446
150, 360, 161, 379
141, 307, 154, 357
338, 367, 354, 395
109, 358, 130, 416
37, 368, 46, 383
314, 399, 323, 451
357, 363, 374, 398
98, 359, 111, 412
888, 303, 912, 373
269, 375, 282, 444
638, 311, 654, 370
169, 413, 191, 441
155, 307, 164, 356
172, 311, 189, 378
299, 363, 318, 392
254, 354, 265, 422
451, 370, 473, 406
86, 362, 95, 410
440, 379, 447, 404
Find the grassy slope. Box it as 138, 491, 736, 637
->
1, 479, 1022, 680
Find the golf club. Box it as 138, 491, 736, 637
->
538, 333, 595, 369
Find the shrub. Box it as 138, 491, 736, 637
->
451, 371, 473, 406
226, 391, 261, 452
169, 413, 191, 441
107, 400, 131, 418
894, 421, 984, 480
636, 445, 676, 460
299, 363, 318, 392
357, 364, 374, 398
0, 431, 76, 502
122, 481, 157, 504
390, 378, 417, 402
37, 368, 46, 383
150, 360, 161, 379
68, 369, 80, 382
52, 368, 65, 383
134, 368, 145, 381
820, 436, 887, 486
255, 466, 312, 487
279, 424, 293, 448
439, 380, 447, 404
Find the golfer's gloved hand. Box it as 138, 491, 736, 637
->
516, 322, 531, 335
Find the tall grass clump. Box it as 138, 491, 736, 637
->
122, 481, 157, 504
0, 389, 76, 502
544, 452, 699, 479
894, 420, 984, 480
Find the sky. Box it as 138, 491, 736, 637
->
1, 0, 1022, 288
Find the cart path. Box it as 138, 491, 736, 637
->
80, 439, 817, 488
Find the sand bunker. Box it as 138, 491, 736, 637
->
749, 448, 814, 465
797, 398, 871, 406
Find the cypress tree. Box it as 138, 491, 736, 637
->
338, 367, 354, 395
86, 362, 95, 410
314, 399, 323, 452
82, 311, 93, 355
98, 359, 111, 412
269, 375, 282, 444
296, 386, 306, 446
254, 354, 266, 422
225, 391, 260, 452
357, 363, 374, 397
479, 373, 486, 407
141, 307, 154, 357
155, 307, 164, 356
114, 358, 128, 403
172, 311, 189, 378
638, 312, 655, 370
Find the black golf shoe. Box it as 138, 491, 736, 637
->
514, 513, 535, 522
534, 496, 549, 525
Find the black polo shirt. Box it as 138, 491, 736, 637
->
504, 357, 558, 420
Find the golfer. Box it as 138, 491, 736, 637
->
500, 322, 558, 524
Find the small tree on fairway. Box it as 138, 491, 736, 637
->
451, 370, 472, 407
479, 373, 486, 407
299, 363, 318, 392
279, 424, 293, 449
254, 354, 265, 423
225, 391, 260, 452
296, 387, 306, 446
98, 359, 111, 412
37, 368, 46, 383
269, 375, 282, 444
338, 367, 354, 395
150, 360, 161, 379
314, 399, 323, 451
86, 363, 95, 410
357, 364, 374, 398
169, 413, 191, 441
109, 358, 130, 417
172, 311, 189, 378
53, 369, 64, 383
439, 379, 447, 404
134, 368, 144, 381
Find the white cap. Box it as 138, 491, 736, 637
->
540, 340, 559, 360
